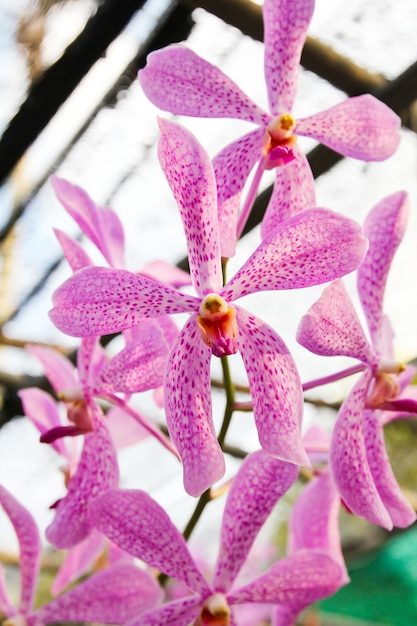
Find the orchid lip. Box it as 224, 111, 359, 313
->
197, 294, 238, 357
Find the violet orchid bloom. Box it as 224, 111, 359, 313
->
90, 451, 345, 626
49, 119, 368, 496
138, 0, 400, 256
297, 191, 417, 530
0, 484, 161, 626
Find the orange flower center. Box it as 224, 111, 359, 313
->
263, 113, 297, 170
197, 294, 238, 358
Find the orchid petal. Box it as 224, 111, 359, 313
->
49, 266, 199, 337
363, 410, 416, 528
26, 345, 76, 394
97, 320, 169, 394
296, 279, 374, 363
296, 95, 401, 161
235, 307, 308, 466
213, 127, 265, 259
0, 485, 41, 613
106, 406, 149, 449
90, 489, 210, 596
157, 118, 222, 295
358, 191, 409, 351
228, 550, 344, 606
51, 176, 125, 268
54, 228, 93, 271
40, 562, 161, 624
46, 419, 119, 548
221, 209, 368, 302
213, 450, 298, 592
52, 529, 105, 595
165, 317, 225, 496
263, 0, 314, 114
139, 261, 191, 288
128, 595, 202, 626
261, 147, 315, 239
139, 45, 268, 124
330, 370, 393, 529
78, 336, 108, 390
0, 564, 14, 617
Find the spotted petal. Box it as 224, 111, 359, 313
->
139, 45, 268, 124
165, 316, 225, 496
49, 266, 200, 337
51, 530, 105, 595
128, 595, 202, 626
296, 95, 401, 161
236, 307, 308, 466
221, 209, 368, 302
213, 450, 298, 592
54, 228, 93, 271
263, 0, 314, 114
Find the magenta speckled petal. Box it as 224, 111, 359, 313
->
235, 307, 308, 466
363, 411, 416, 528
54, 228, 93, 271
158, 119, 222, 295
296, 95, 401, 161
129, 595, 202, 626
213, 450, 298, 592
165, 317, 225, 496
330, 370, 392, 529
97, 320, 169, 394
228, 550, 343, 606
296, 279, 374, 363
358, 191, 409, 351
0, 565, 14, 617
0, 485, 41, 613
27, 344, 76, 393
214, 127, 265, 258
139, 45, 268, 124
106, 406, 149, 449
46, 419, 119, 549
78, 336, 107, 389
263, 0, 314, 114
90, 489, 210, 596
40, 562, 161, 624
261, 147, 315, 238
49, 266, 200, 337
52, 530, 104, 595
51, 176, 125, 268
221, 209, 368, 302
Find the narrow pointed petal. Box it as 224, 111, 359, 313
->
26, 344, 76, 393
213, 450, 298, 592
128, 595, 202, 626
78, 336, 107, 389
52, 530, 104, 595
49, 266, 200, 337
235, 307, 308, 466
296, 279, 374, 363
0, 485, 41, 613
221, 209, 368, 302
54, 228, 93, 271
296, 95, 401, 161
40, 562, 161, 624
51, 176, 125, 268
363, 410, 416, 528
90, 489, 210, 596
358, 191, 409, 350
263, 0, 314, 113
97, 320, 169, 394
106, 406, 149, 449
213, 128, 265, 258
165, 317, 225, 496
330, 370, 393, 529
46, 419, 119, 548
261, 147, 315, 239
139, 45, 268, 124
228, 550, 344, 606
157, 118, 222, 295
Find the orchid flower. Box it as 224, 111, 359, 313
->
89, 450, 346, 626
297, 191, 417, 529
138, 0, 400, 256
0, 484, 161, 626
49, 119, 368, 496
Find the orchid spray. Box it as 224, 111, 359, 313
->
1, 1, 415, 625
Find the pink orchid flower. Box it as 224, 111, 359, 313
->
138, 0, 400, 256
49, 119, 368, 496
0, 484, 161, 626
297, 191, 417, 530
89, 451, 346, 626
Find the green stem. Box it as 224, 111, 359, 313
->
182, 488, 212, 541
217, 355, 236, 448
